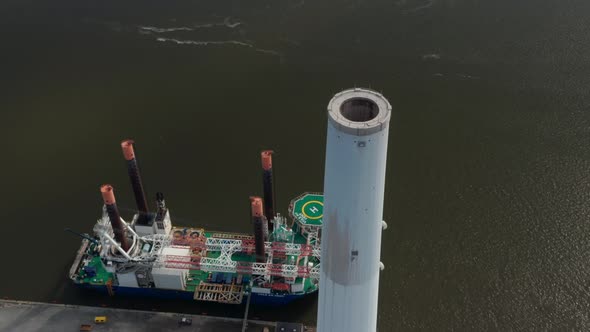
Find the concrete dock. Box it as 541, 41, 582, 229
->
0, 300, 311, 332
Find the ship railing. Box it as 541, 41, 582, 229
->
265, 242, 320, 257
248, 262, 312, 278
164, 254, 196, 262
309, 264, 321, 279
159, 236, 323, 278
203, 237, 321, 259
236, 262, 253, 274
210, 232, 254, 240
69, 239, 90, 280
312, 247, 321, 258
200, 257, 237, 273
165, 260, 201, 270
251, 263, 267, 275
171, 239, 207, 249
234, 240, 321, 257
141, 233, 171, 257
205, 238, 243, 251
162, 255, 320, 279
241, 239, 255, 252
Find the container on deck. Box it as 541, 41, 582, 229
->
271, 283, 290, 292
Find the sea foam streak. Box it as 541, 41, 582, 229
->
139, 17, 242, 34
155, 37, 283, 57
156, 37, 252, 47
402, 0, 434, 13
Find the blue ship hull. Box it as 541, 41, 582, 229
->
76, 283, 308, 306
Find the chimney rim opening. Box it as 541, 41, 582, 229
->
339, 97, 380, 123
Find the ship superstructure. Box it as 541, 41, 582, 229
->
69, 141, 322, 305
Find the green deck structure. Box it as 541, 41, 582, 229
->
79, 252, 113, 286
291, 193, 324, 227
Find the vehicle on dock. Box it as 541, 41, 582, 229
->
178, 317, 192, 326
79, 324, 92, 331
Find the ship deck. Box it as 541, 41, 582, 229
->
76, 229, 319, 296
183, 231, 318, 295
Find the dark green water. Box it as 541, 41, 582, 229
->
2, 0, 590, 330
